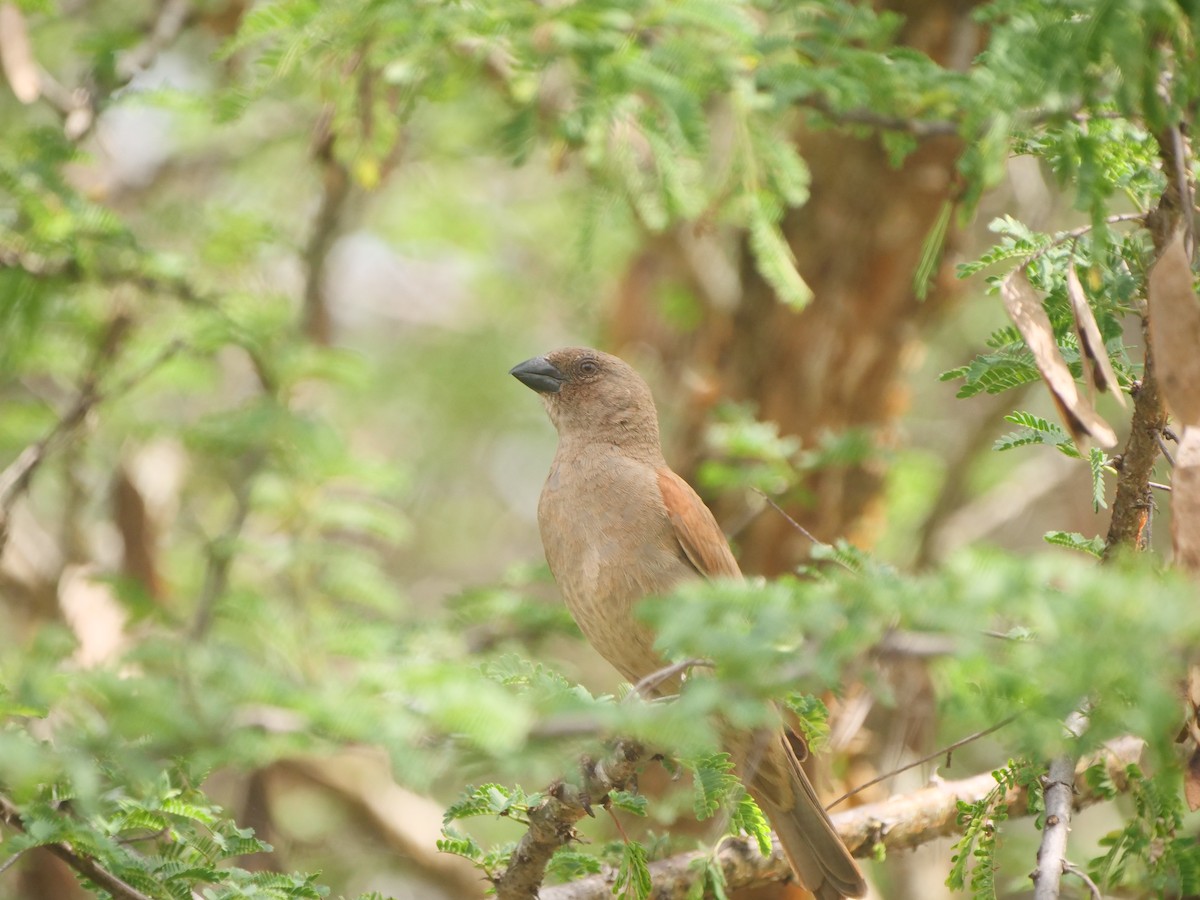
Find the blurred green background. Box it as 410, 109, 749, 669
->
2, 2, 1199, 899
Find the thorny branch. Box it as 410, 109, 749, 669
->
493, 739, 646, 900
1104, 124, 1192, 557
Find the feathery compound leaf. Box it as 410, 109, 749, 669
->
731, 791, 773, 856
442, 783, 528, 823
784, 693, 830, 750
943, 351, 1041, 398
546, 849, 603, 882
1043, 531, 1105, 558
614, 841, 652, 900
691, 753, 739, 821
610, 790, 649, 817
994, 410, 1071, 452
696, 854, 730, 900
436, 825, 484, 864
747, 207, 812, 309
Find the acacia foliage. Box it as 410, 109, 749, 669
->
0, 1, 1199, 899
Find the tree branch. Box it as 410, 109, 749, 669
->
539, 736, 1145, 900
0, 794, 157, 900
1032, 710, 1089, 900
1104, 124, 1191, 556
1032, 753, 1077, 900
827, 713, 1018, 810
301, 106, 352, 345
0, 314, 139, 555
189, 452, 262, 639
493, 739, 646, 900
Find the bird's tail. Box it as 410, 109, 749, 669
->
749, 741, 867, 900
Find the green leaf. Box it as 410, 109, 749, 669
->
691, 753, 739, 821
731, 792, 772, 857
994, 410, 1070, 452
436, 825, 484, 864
1043, 531, 1105, 558
746, 203, 811, 309
614, 841, 652, 900
914, 200, 953, 300
610, 790, 648, 817
443, 784, 529, 823
783, 694, 830, 751
546, 849, 603, 883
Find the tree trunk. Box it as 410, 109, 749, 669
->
611, 1, 984, 576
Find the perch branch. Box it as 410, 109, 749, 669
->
539, 736, 1145, 900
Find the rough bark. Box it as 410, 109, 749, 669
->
1103, 124, 1191, 557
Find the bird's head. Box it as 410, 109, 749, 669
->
510, 347, 662, 448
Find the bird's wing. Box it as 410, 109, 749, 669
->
656, 467, 742, 580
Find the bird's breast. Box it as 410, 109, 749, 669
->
537, 449, 696, 683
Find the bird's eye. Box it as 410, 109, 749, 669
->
578, 359, 599, 375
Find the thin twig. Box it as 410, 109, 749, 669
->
826, 713, 1019, 810
0, 315, 154, 554
0, 242, 276, 394
753, 489, 859, 573
301, 105, 351, 345
1155, 430, 1176, 467
626, 658, 713, 700
1022, 213, 1146, 268
798, 94, 960, 138
1149, 481, 1173, 492
1063, 861, 1103, 900
116, 0, 193, 80
1033, 753, 1078, 900
753, 490, 824, 548
190, 454, 262, 639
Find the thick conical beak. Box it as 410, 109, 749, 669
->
510, 356, 565, 394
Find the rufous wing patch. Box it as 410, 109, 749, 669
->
656, 467, 742, 580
